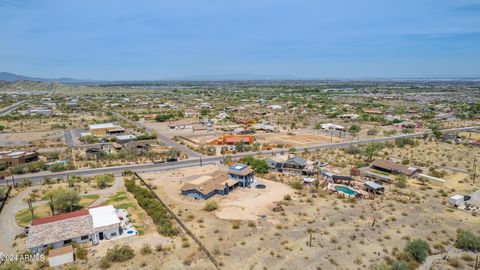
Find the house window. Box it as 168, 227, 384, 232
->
110, 232, 117, 237
81, 235, 89, 240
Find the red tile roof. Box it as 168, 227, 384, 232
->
31, 209, 90, 226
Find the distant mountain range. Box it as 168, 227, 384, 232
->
165, 73, 304, 81
0, 72, 88, 83
1, 71, 479, 83
0, 72, 303, 83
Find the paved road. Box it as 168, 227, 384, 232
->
2, 125, 479, 186
0, 100, 27, 116
64, 129, 75, 148
0, 189, 30, 253
155, 131, 203, 158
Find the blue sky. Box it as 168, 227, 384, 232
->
0, 0, 479, 80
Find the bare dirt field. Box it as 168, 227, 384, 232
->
215, 178, 292, 221
255, 131, 341, 146
0, 130, 64, 148
134, 156, 479, 270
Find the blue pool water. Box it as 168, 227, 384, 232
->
127, 230, 134, 234
335, 186, 357, 196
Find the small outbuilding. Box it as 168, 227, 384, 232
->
48, 245, 74, 267
448, 195, 464, 207
363, 181, 385, 194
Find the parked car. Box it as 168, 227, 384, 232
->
166, 157, 178, 162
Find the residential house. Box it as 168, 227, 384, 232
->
370, 159, 420, 176
27, 205, 122, 254
337, 114, 359, 120
227, 163, 254, 187
115, 134, 137, 143
0, 151, 38, 166
362, 109, 383, 115
181, 164, 255, 199
266, 156, 309, 174
167, 120, 193, 130
181, 171, 238, 200
28, 108, 52, 116
320, 123, 346, 131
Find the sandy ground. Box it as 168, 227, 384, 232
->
91, 234, 172, 257
255, 131, 341, 146
0, 130, 64, 147
215, 178, 292, 221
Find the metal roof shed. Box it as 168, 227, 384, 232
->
364, 181, 385, 194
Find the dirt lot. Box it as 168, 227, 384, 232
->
215, 179, 292, 221
0, 130, 64, 148
131, 160, 480, 270
0, 113, 108, 133
255, 131, 341, 146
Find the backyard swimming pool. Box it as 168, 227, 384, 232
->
335, 185, 358, 196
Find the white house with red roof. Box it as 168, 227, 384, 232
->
27, 205, 122, 254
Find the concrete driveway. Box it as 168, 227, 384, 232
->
0, 188, 31, 253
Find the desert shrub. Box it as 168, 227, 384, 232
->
0, 261, 24, 270
105, 244, 135, 263
404, 239, 430, 263
99, 257, 111, 269
204, 201, 218, 212
395, 138, 416, 148
289, 180, 303, 190
75, 246, 88, 260
369, 263, 389, 270
455, 230, 480, 252
283, 194, 292, 200
140, 244, 153, 255
395, 175, 407, 188
391, 260, 410, 270
345, 145, 361, 155
95, 174, 114, 189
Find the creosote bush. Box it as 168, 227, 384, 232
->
204, 201, 219, 212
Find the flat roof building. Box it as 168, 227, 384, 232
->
89, 123, 124, 136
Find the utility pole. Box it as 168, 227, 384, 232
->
473, 155, 477, 184
200, 157, 203, 167
10, 167, 15, 187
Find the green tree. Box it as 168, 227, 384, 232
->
404, 239, 430, 263
0, 188, 5, 201
45, 188, 81, 213
365, 142, 383, 162
349, 124, 361, 135
95, 174, 114, 189
80, 135, 97, 144
251, 159, 269, 174
395, 175, 407, 188
200, 108, 210, 116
